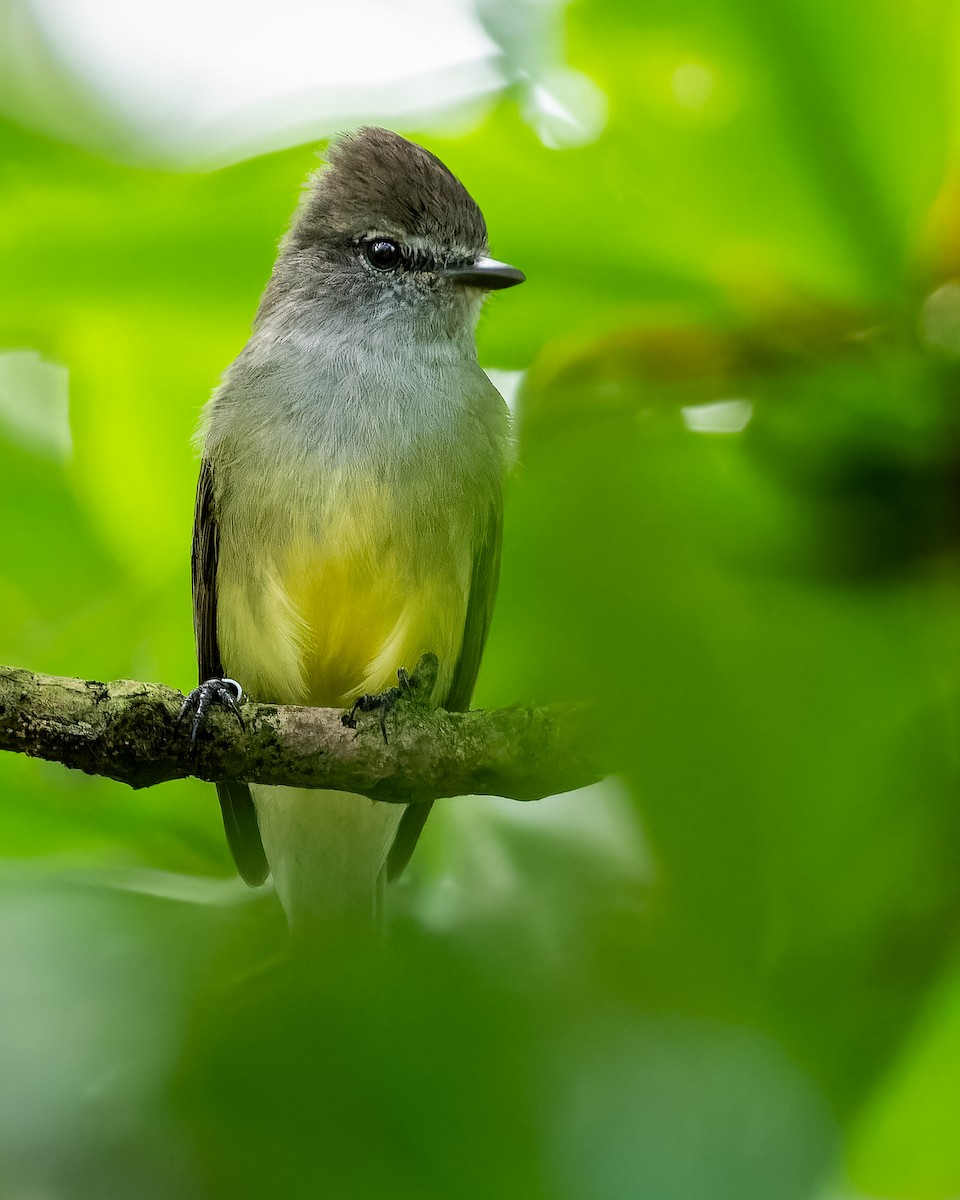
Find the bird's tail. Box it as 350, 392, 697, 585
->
252, 785, 404, 934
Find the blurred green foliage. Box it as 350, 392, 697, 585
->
3, 0, 960, 1196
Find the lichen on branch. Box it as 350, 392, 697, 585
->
0, 656, 603, 805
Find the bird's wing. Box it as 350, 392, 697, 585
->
386, 496, 503, 880
445, 498, 503, 714
192, 457, 270, 886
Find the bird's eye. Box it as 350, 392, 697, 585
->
364, 238, 402, 271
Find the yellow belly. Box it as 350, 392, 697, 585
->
282, 537, 468, 707
215, 484, 472, 710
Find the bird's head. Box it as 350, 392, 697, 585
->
261, 127, 524, 343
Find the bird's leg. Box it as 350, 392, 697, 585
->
179, 677, 246, 746
341, 668, 412, 744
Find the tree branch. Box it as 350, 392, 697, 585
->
0, 660, 604, 804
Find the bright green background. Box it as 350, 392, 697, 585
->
3, 1, 960, 1196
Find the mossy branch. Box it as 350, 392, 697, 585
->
0, 656, 604, 804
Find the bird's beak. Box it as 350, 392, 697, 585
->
443, 256, 526, 290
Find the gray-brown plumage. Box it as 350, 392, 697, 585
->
292, 127, 487, 252
187, 127, 523, 926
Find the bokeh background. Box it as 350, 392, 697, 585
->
3, 0, 960, 1195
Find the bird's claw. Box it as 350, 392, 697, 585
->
179, 677, 245, 746
341, 668, 412, 744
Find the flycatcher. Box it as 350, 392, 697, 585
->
186, 127, 524, 928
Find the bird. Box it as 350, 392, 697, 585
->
184, 127, 524, 932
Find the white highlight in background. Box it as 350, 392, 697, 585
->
4, 0, 502, 165
485, 368, 526, 415
0, 351, 72, 461
682, 398, 753, 434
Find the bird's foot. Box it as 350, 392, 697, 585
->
179, 677, 245, 745
341, 668, 413, 744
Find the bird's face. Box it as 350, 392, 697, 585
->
344, 225, 524, 329
269, 127, 523, 345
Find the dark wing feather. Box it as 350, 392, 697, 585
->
386, 497, 503, 880
445, 500, 503, 714
192, 458, 269, 886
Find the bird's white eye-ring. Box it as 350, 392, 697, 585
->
364, 238, 402, 270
